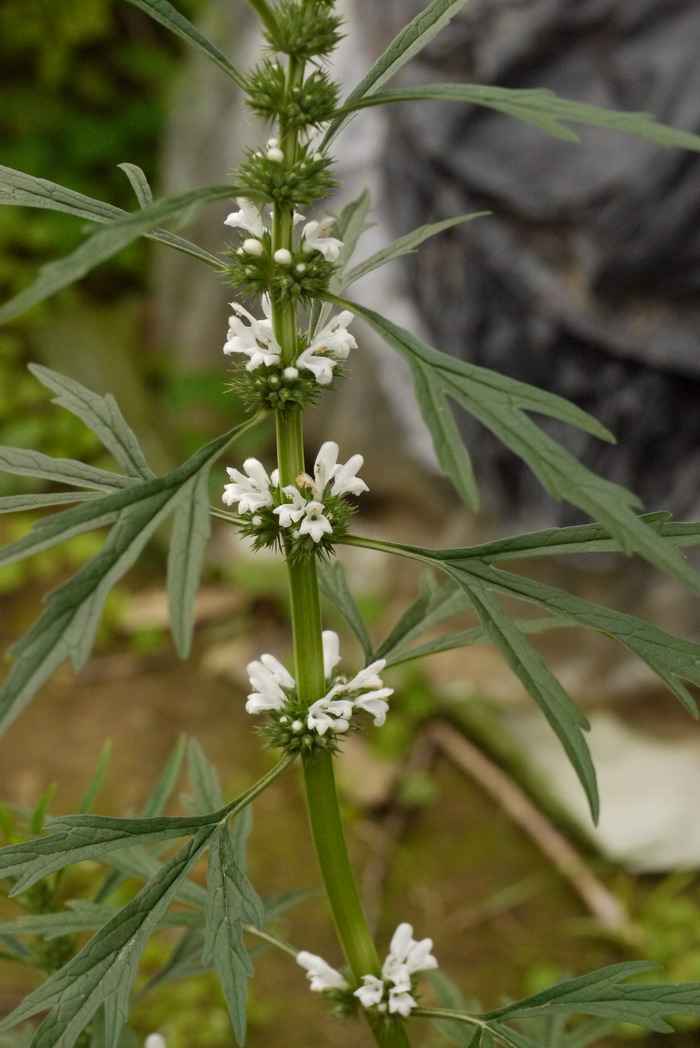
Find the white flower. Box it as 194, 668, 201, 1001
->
309, 442, 368, 499
246, 653, 295, 714
273, 486, 308, 528
388, 984, 418, 1017
274, 248, 292, 265
323, 658, 393, 726
301, 218, 344, 262
296, 312, 357, 384
353, 974, 385, 1008
144, 1036, 167, 1048
352, 691, 391, 727
382, 923, 438, 982
242, 238, 264, 256
296, 951, 348, 992
306, 696, 354, 735
222, 458, 277, 513
224, 198, 265, 237
298, 500, 333, 542
224, 298, 281, 370
322, 630, 342, 677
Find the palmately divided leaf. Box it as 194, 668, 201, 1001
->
0, 828, 216, 1048
0, 810, 222, 895
459, 578, 599, 821
341, 301, 700, 595
28, 364, 154, 481
0, 184, 236, 324
374, 573, 474, 661
0, 491, 100, 514
0, 422, 256, 736
337, 83, 700, 153
0, 164, 224, 269
323, 0, 475, 147
343, 532, 700, 814
204, 823, 265, 1044
0, 446, 133, 492
448, 558, 700, 715
482, 960, 700, 1033
124, 0, 246, 88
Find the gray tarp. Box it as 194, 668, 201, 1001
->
362, 0, 700, 521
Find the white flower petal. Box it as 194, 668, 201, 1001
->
301, 218, 344, 261
322, 631, 341, 677
224, 198, 266, 237
353, 975, 385, 1008
299, 501, 332, 542
296, 951, 348, 992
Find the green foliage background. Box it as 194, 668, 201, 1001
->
0, 0, 205, 483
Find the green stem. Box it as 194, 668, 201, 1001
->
267, 64, 411, 1048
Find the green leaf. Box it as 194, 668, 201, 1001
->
338, 301, 700, 595
0, 827, 216, 1048
136, 925, 208, 996
204, 822, 265, 1044
0, 810, 222, 895
167, 469, 212, 657
140, 735, 188, 818
0, 165, 126, 222
444, 558, 700, 716
0, 901, 199, 941
185, 738, 224, 814
117, 163, 153, 209
337, 84, 700, 153
374, 573, 473, 662
28, 364, 154, 481
79, 742, 112, 814
0, 184, 236, 324
0, 492, 100, 514
341, 213, 489, 292
0, 165, 225, 269
383, 617, 566, 668
407, 355, 479, 507
322, 0, 475, 147
0, 421, 258, 735
458, 578, 599, 821
426, 970, 481, 1047
482, 960, 700, 1033
487, 1024, 544, 1048
333, 189, 373, 266
0, 446, 133, 492
124, 0, 246, 88
317, 560, 373, 659
347, 530, 700, 811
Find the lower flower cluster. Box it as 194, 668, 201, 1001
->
222, 440, 366, 557
297, 923, 438, 1018
245, 630, 392, 751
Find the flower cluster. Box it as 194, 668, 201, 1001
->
246, 630, 391, 751
222, 441, 366, 557
224, 194, 341, 302
296, 924, 438, 1018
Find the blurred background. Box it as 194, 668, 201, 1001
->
2, 1, 700, 1045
